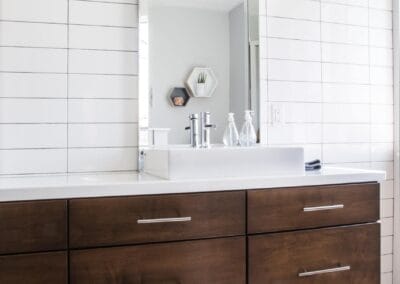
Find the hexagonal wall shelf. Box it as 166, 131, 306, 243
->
170, 87, 190, 107
186, 67, 218, 98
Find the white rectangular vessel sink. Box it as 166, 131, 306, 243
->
143, 145, 304, 180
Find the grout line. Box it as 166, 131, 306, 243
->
264, 57, 393, 68
266, 15, 393, 31
0, 19, 67, 25
266, 100, 393, 106
68, 23, 138, 29
267, 121, 395, 126
321, 0, 392, 11
0, 71, 138, 76
0, 122, 139, 125
0, 45, 139, 53
263, 35, 393, 49
68, 22, 138, 29
265, 36, 394, 51
69, 48, 138, 53
67, 0, 70, 173
69, 72, 138, 76
0, 146, 139, 151
368, 0, 373, 171
265, 0, 270, 145
72, 0, 138, 6
0, 97, 138, 100
264, 78, 394, 87
319, 0, 324, 164
0, 20, 138, 29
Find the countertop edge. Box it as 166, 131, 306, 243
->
0, 168, 386, 202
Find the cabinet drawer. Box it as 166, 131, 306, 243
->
0, 252, 68, 284
69, 191, 245, 248
248, 183, 379, 234
71, 237, 246, 284
0, 200, 67, 254
249, 223, 380, 284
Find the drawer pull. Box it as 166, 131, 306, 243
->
303, 204, 344, 212
298, 265, 351, 277
137, 217, 192, 224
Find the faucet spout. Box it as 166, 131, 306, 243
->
185, 113, 200, 148
186, 112, 216, 148
200, 112, 216, 148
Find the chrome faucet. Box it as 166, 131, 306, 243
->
185, 112, 216, 148
200, 112, 216, 148
185, 113, 200, 148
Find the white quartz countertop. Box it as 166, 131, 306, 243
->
0, 167, 386, 202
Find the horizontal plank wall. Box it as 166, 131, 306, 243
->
0, 0, 139, 174
259, 0, 395, 282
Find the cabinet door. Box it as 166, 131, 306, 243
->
0, 200, 67, 254
71, 237, 246, 284
249, 223, 380, 284
0, 252, 68, 284
69, 191, 245, 248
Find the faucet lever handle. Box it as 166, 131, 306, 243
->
205, 124, 217, 129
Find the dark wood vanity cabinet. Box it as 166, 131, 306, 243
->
0, 200, 68, 284
69, 191, 246, 248
0, 252, 68, 284
70, 237, 246, 284
0, 183, 380, 283
0, 200, 67, 254
249, 223, 380, 284
248, 183, 379, 233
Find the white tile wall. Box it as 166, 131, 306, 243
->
68, 99, 138, 123
69, 1, 138, 27
0, 99, 67, 123
0, 124, 67, 149
68, 148, 137, 173
0, 73, 67, 98
0, 0, 139, 174
322, 22, 369, 45
0, 47, 67, 73
266, 0, 321, 20
0, 0, 395, 280
266, 17, 321, 40
260, 0, 394, 281
68, 124, 137, 148
69, 25, 138, 51
0, 22, 68, 48
68, 74, 138, 99
0, 0, 68, 23
0, 149, 67, 175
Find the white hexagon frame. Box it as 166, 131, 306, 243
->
185, 67, 218, 98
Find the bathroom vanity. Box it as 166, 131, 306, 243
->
0, 168, 384, 283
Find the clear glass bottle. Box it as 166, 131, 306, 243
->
223, 113, 239, 146
239, 110, 257, 147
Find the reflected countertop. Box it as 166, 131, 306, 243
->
0, 167, 386, 202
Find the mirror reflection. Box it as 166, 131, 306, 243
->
139, 0, 260, 147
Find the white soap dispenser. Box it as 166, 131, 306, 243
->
239, 110, 257, 147
223, 113, 239, 146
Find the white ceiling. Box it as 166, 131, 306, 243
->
149, 0, 245, 12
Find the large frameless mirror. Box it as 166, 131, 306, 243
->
138, 0, 260, 153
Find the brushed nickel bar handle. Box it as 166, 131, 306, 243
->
137, 217, 192, 224
303, 204, 344, 212
299, 265, 351, 277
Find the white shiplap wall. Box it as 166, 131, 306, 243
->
0, 0, 139, 175
259, 0, 395, 282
